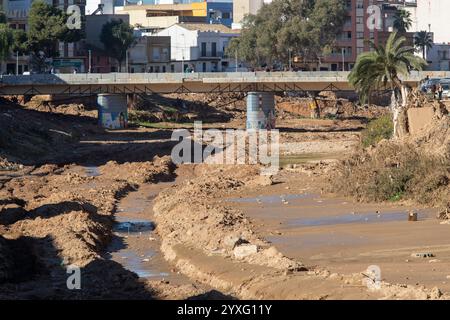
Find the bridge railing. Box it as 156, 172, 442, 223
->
1, 71, 449, 86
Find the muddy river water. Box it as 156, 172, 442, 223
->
228, 189, 450, 293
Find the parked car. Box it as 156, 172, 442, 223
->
421, 78, 441, 92
441, 82, 450, 98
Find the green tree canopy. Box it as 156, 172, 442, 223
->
0, 11, 6, 24
349, 32, 426, 103
226, 0, 346, 69
100, 19, 135, 72
0, 23, 13, 62
27, 0, 67, 57
414, 30, 433, 59
393, 9, 412, 33
11, 29, 29, 55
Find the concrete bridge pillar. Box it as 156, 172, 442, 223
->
97, 94, 128, 129
246, 92, 276, 130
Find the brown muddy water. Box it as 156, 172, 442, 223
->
228, 190, 450, 293
104, 181, 188, 282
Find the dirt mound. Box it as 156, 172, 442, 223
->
129, 93, 237, 124
101, 156, 175, 184
0, 101, 99, 164
276, 97, 388, 120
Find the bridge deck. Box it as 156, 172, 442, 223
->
0, 71, 447, 95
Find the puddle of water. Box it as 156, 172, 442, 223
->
85, 166, 101, 177
114, 219, 155, 233
117, 250, 169, 278
229, 193, 312, 204
288, 211, 425, 228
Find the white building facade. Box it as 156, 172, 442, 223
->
156, 23, 239, 72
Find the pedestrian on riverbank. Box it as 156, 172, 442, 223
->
437, 84, 443, 101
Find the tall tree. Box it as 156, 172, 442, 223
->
226, 0, 346, 69
393, 9, 412, 32
0, 24, 13, 66
27, 0, 69, 72
349, 32, 426, 138
100, 19, 135, 72
0, 10, 6, 24
414, 30, 433, 59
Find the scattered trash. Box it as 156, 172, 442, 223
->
408, 211, 418, 222
411, 252, 435, 258
233, 244, 258, 259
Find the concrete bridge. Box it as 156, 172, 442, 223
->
1, 71, 445, 96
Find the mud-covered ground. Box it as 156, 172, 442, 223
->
1, 95, 448, 300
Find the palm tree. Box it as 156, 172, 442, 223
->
393, 9, 412, 32
349, 32, 427, 138
414, 30, 433, 59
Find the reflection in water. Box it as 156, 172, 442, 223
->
117, 249, 169, 278
85, 166, 101, 177
288, 211, 425, 228
114, 219, 155, 233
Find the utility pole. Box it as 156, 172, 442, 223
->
341, 48, 345, 72
235, 50, 238, 72
88, 50, 91, 73
181, 33, 185, 73
125, 49, 129, 73
288, 49, 292, 71
16, 51, 19, 75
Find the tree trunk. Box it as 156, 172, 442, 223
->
391, 85, 410, 139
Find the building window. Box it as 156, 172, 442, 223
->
212, 42, 217, 57
201, 42, 207, 57
171, 64, 175, 72
222, 12, 231, 20
202, 62, 206, 72
162, 66, 166, 73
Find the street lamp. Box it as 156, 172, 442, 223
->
288, 49, 292, 71
88, 49, 91, 73
180, 33, 185, 73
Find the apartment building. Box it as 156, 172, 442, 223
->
156, 23, 239, 72
0, 0, 88, 74
128, 36, 171, 73
0, 0, 32, 74
320, 0, 415, 71
116, 0, 233, 30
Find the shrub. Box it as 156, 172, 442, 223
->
361, 114, 393, 147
